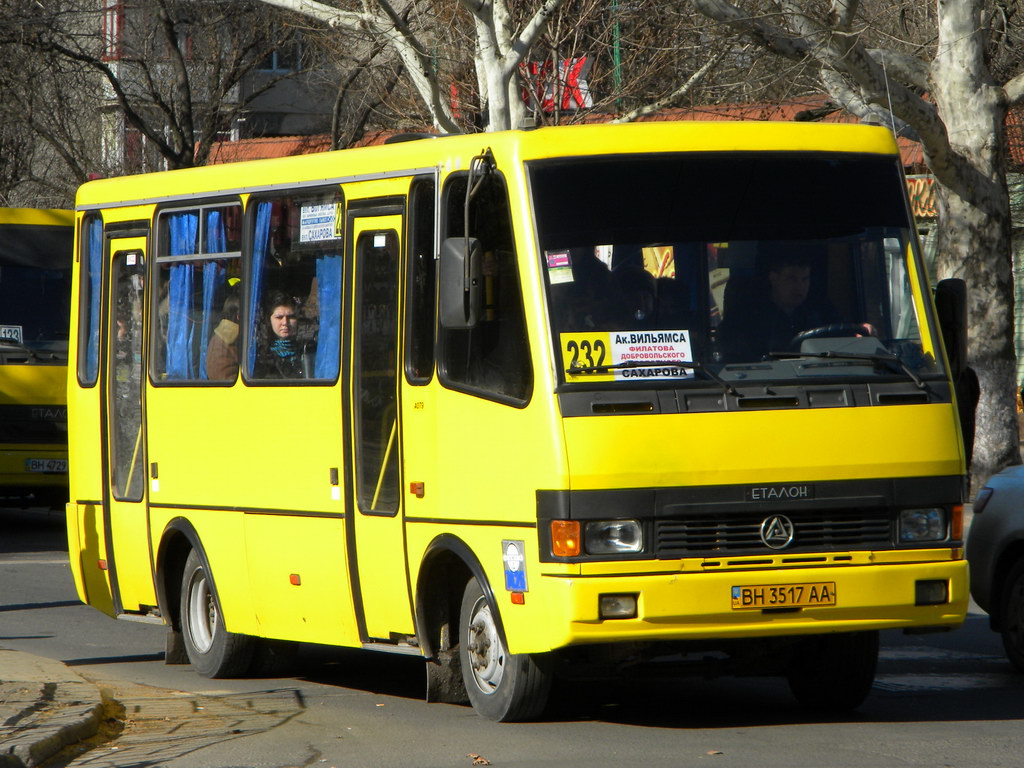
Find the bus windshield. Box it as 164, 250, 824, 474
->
530, 152, 941, 387
0, 222, 73, 363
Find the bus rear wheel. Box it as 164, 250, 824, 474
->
458, 578, 551, 722
786, 631, 878, 712
180, 549, 253, 678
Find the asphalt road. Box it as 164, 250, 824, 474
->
3, 507, 1023, 768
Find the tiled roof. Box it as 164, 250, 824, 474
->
205, 129, 401, 165
206, 134, 332, 164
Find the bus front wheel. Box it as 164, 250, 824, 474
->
458, 578, 551, 722
180, 549, 253, 678
786, 631, 878, 712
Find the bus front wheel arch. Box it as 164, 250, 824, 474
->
458, 577, 552, 722
417, 546, 472, 704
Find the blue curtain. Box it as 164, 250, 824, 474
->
205, 209, 226, 253
314, 253, 342, 378
167, 264, 195, 379
85, 217, 103, 383
247, 202, 272, 373
166, 213, 199, 379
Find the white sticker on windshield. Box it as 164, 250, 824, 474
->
561, 329, 694, 381
0, 325, 23, 344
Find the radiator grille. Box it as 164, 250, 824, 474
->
655, 509, 892, 557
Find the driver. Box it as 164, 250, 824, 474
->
719, 251, 840, 362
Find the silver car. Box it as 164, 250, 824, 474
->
967, 464, 1024, 670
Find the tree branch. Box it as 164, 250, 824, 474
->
258, 0, 459, 132
613, 47, 729, 124
1004, 72, 1024, 106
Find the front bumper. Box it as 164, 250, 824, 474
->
524, 555, 967, 652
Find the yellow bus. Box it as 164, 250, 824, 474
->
66, 122, 969, 721
0, 208, 73, 509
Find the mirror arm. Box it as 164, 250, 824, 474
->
462, 149, 495, 294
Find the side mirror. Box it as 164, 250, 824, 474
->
439, 237, 483, 329
935, 277, 967, 379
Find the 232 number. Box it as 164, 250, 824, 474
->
567, 338, 607, 370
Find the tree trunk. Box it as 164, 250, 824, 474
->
928, 1, 1021, 493
933, 167, 1020, 494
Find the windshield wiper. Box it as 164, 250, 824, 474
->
566, 359, 740, 397
767, 350, 925, 389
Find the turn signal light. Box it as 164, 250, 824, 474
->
950, 504, 964, 541
551, 520, 581, 557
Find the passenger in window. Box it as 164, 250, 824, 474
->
718, 252, 840, 362
610, 262, 656, 328
206, 291, 241, 380
561, 249, 612, 331
255, 290, 305, 378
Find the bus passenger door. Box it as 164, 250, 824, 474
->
346, 214, 414, 641
102, 236, 155, 615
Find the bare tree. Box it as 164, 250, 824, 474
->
2, 0, 310, 173
688, 0, 1024, 489
254, 0, 571, 132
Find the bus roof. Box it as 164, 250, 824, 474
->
76, 121, 902, 211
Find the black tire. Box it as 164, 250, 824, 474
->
786, 631, 878, 712
458, 578, 552, 722
179, 549, 254, 678
999, 558, 1024, 672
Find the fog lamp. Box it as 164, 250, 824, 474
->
915, 579, 949, 606
898, 508, 947, 542
585, 519, 643, 554
599, 593, 638, 619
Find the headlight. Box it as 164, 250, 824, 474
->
584, 520, 643, 554
898, 508, 947, 542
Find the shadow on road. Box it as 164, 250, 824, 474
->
0, 600, 80, 612
287, 616, 1024, 728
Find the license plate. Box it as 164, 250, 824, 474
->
731, 582, 836, 610
24, 458, 67, 474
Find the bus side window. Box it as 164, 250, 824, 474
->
438, 173, 532, 404
405, 177, 436, 384
152, 205, 241, 383
245, 193, 342, 382
78, 215, 103, 386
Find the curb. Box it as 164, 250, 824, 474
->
0, 652, 106, 768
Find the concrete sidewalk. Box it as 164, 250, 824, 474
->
0, 649, 105, 768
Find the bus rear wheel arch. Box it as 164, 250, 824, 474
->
179, 548, 254, 678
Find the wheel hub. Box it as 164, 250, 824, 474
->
466, 599, 504, 693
